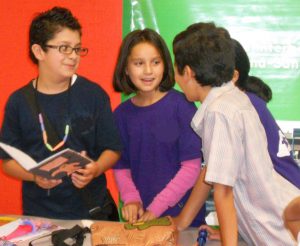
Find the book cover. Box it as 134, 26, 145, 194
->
0, 142, 92, 180
0, 217, 58, 244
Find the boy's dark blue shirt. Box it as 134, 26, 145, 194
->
0, 75, 122, 219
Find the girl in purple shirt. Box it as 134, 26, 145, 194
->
112, 28, 206, 226
233, 39, 300, 189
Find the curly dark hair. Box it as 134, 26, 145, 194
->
29, 6, 81, 64
173, 22, 235, 87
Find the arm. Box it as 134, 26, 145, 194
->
70, 88, 123, 188
284, 196, 300, 239
214, 183, 238, 246
2, 159, 62, 188
114, 169, 142, 204
114, 168, 144, 222
173, 166, 212, 230
141, 158, 201, 220
94, 149, 121, 176
71, 149, 120, 188
3, 159, 35, 181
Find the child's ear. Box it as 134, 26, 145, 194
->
232, 70, 239, 84
184, 65, 195, 79
31, 44, 45, 62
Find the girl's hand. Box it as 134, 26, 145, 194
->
34, 175, 62, 189
138, 210, 157, 222
122, 202, 144, 223
199, 224, 221, 240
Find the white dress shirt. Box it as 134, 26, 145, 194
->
192, 82, 299, 246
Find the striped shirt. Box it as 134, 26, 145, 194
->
192, 82, 299, 246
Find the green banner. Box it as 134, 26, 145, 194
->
123, 0, 300, 126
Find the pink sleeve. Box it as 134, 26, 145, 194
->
113, 169, 142, 205
147, 158, 201, 217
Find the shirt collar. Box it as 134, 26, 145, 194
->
71, 74, 78, 85
191, 81, 235, 136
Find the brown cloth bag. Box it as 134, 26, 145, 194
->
90, 216, 178, 246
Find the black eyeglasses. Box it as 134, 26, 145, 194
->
44, 44, 88, 56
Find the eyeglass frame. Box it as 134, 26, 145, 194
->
44, 44, 89, 56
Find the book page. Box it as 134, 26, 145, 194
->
0, 142, 37, 170
0, 142, 92, 179
31, 149, 92, 179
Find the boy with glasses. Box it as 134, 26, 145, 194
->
0, 6, 122, 220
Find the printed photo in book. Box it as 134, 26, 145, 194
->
0, 142, 92, 180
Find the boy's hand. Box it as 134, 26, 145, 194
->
138, 210, 157, 222
122, 202, 144, 223
199, 224, 221, 240
34, 175, 62, 189
70, 161, 98, 188
71, 151, 98, 188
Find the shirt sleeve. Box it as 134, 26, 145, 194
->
147, 158, 201, 217
204, 111, 243, 187
113, 168, 142, 204
0, 93, 22, 159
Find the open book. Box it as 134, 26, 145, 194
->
0, 142, 92, 180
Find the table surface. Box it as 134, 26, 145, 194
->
3, 216, 247, 246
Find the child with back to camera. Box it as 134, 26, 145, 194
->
173, 22, 300, 245
112, 28, 206, 226
175, 37, 300, 242
0, 7, 122, 220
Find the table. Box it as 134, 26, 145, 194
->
3, 216, 247, 245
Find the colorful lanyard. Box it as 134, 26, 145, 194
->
34, 78, 71, 152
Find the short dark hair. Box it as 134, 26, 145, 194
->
29, 6, 82, 64
173, 22, 235, 87
232, 39, 250, 89
113, 28, 174, 94
233, 39, 272, 102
